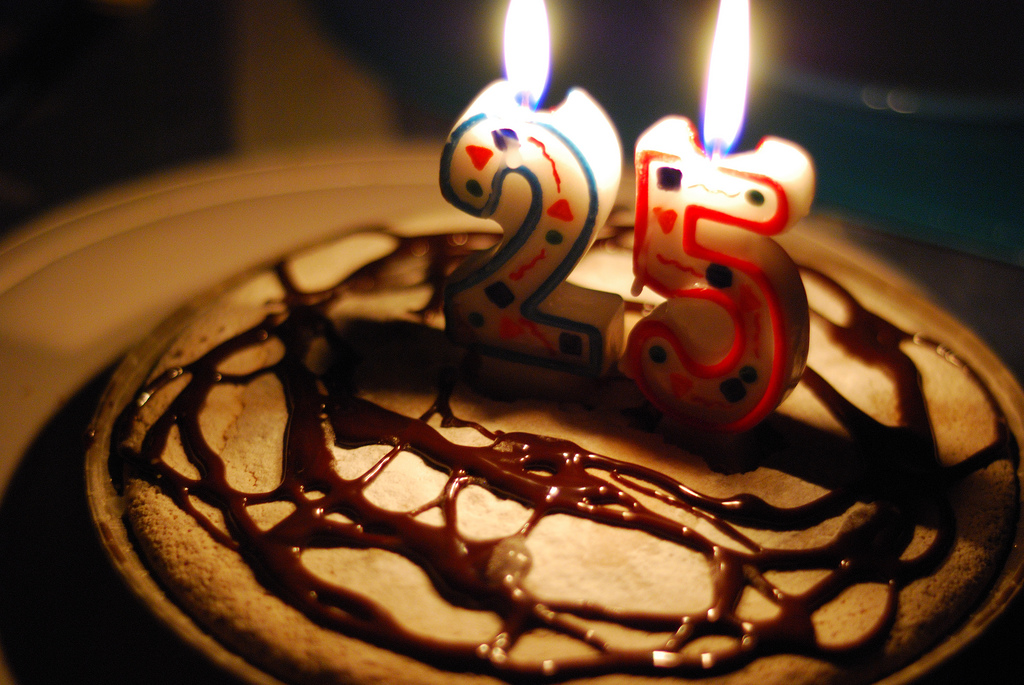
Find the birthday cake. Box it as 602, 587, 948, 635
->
96, 210, 1020, 685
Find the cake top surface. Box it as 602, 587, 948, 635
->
90, 217, 1022, 685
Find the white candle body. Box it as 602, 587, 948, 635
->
440, 80, 623, 376
624, 116, 815, 431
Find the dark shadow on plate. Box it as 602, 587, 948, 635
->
0, 369, 244, 685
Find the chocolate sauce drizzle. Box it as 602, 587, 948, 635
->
115, 226, 1013, 682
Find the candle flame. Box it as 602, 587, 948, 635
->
504, 0, 550, 109
702, 0, 749, 158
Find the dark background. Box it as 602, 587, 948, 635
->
0, 0, 233, 232
2, 0, 1022, 262
0, 0, 450, 234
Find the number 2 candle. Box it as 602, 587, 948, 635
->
622, 0, 816, 431
440, 0, 624, 377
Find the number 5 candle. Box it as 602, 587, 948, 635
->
622, 0, 815, 432
440, 0, 624, 377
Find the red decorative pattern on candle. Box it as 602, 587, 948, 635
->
466, 145, 495, 170
509, 249, 547, 281
546, 198, 573, 222
529, 135, 561, 192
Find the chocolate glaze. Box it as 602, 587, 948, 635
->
114, 225, 1013, 682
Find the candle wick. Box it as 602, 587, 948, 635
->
707, 139, 726, 162
514, 90, 536, 110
